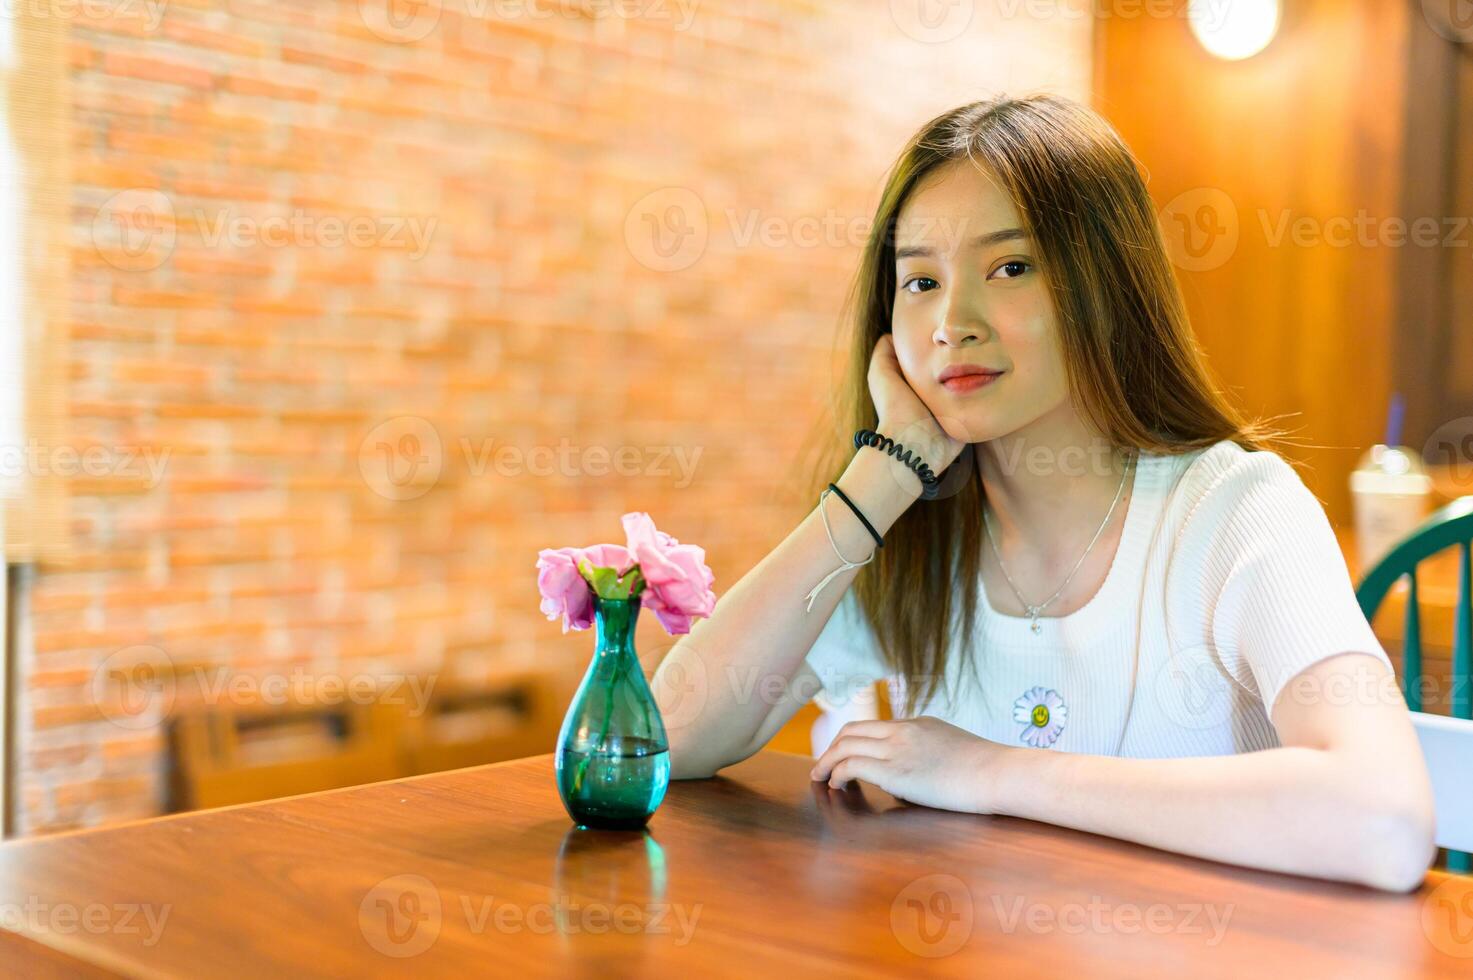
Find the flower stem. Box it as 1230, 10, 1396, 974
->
570, 648, 632, 795
570, 602, 635, 796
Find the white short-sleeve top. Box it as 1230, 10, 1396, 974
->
802, 440, 1392, 758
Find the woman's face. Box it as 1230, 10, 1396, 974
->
890, 160, 1072, 445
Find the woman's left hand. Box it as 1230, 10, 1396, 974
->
809, 716, 1015, 814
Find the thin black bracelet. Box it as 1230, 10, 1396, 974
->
853, 428, 941, 500
825, 482, 883, 550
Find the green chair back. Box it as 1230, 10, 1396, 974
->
1356, 496, 1473, 873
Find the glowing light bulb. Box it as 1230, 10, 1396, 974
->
1189, 0, 1280, 61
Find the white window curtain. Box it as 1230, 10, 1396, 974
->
0, 5, 71, 838
0, 6, 70, 566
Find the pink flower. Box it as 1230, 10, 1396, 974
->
621, 512, 716, 635
537, 515, 717, 636
577, 543, 634, 576
536, 547, 595, 634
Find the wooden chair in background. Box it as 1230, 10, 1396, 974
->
399, 668, 563, 775
168, 697, 406, 811
167, 668, 564, 811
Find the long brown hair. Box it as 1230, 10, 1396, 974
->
806, 93, 1281, 717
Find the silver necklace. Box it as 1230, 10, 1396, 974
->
982, 453, 1135, 635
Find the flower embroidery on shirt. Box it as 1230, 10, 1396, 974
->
1013, 686, 1067, 748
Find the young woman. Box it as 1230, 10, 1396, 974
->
650, 94, 1435, 892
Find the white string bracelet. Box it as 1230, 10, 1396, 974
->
803, 487, 876, 613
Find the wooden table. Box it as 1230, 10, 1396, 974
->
0, 751, 1469, 977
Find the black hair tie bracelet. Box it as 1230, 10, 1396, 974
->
825, 482, 883, 549
854, 428, 942, 500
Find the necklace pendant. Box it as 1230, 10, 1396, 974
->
1026, 607, 1043, 634
1030, 618, 1042, 635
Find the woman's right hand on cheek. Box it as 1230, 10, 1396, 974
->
867, 334, 968, 475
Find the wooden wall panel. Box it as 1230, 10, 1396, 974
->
1095, 0, 1413, 524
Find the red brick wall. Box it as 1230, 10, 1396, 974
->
16, 1, 1089, 834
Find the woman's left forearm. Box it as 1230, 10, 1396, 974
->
988, 744, 1435, 892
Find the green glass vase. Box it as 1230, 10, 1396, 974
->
555, 595, 671, 830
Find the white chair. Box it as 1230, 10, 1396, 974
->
810, 686, 881, 758
1411, 711, 1473, 857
